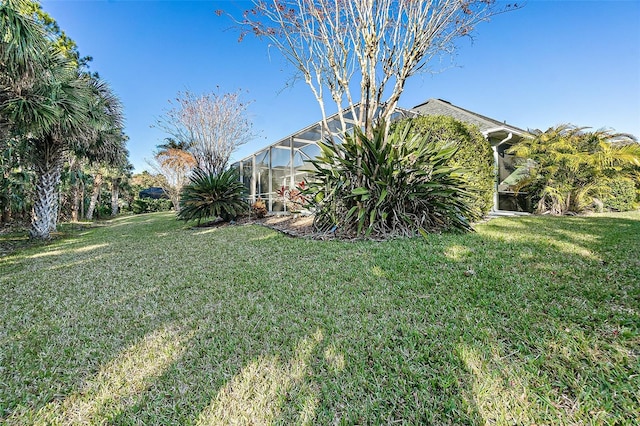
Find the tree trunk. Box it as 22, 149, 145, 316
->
1, 177, 11, 224
111, 177, 120, 216
71, 180, 80, 222
86, 173, 103, 220
80, 180, 85, 219
52, 187, 62, 231
69, 157, 80, 222
30, 142, 64, 240
171, 193, 180, 213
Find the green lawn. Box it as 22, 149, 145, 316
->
1, 211, 639, 425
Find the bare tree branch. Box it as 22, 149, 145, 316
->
154, 90, 258, 175
238, 0, 521, 140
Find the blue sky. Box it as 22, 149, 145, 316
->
40, 0, 640, 173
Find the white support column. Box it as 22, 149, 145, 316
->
251, 155, 257, 204
290, 137, 295, 188
268, 147, 273, 211
492, 145, 500, 212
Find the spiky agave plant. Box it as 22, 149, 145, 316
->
178, 168, 248, 225
305, 123, 475, 238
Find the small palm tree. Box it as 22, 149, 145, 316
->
153, 147, 197, 211
509, 125, 640, 214
177, 168, 248, 225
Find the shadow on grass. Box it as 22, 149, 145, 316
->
7, 325, 190, 424
2, 212, 638, 424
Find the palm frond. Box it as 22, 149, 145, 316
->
508, 124, 640, 214
178, 169, 248, 224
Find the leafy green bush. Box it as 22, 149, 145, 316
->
178, 168, 248, 224
395, 115, 494, 218
629, 169, 640, 203
0, 170, 33, 223
305, 124, 474, 238
593, 177, 637, 212
132, 198, 173, 214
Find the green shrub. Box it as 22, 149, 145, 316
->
509, 125, 640, 215
132, 198, 173, 214
304, 124, 474, 238
178, 168, 248, 224
395, 115, 494, 218
593, 177, 637, 212
632, 170, 640, 203
96, 205, 111, 219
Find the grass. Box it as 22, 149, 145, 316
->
1, 211, 638, 425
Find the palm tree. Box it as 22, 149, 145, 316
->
1, 0, 55, 134
1, 0, 126, 238
26, 72, 125, 238
157, 137, 192, 153
509, 125, 640, 214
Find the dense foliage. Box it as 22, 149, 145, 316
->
131, 198, 173, 215
305, 124, 474, 238
1, 0, 128, 238
177, 168, 248, 224
509, 125, 640, 214
396, 115, 494, 218
593, 177, 636, 212
0, 137, 33, 223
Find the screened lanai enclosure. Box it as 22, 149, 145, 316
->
230, 129, 321, 212
231, 107, 415, 212
232, 99, 533, 214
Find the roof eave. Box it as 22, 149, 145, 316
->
482, 126, 528, 138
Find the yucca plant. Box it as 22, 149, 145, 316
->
304, 123, 475, 238
177, 168, 248, 225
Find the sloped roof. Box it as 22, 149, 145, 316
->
412, 98, 527, 134
235, 99, 528, 165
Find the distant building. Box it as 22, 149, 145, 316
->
232, 99, 530, 213
138, 187, 168, 200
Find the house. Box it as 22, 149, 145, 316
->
231, 99, 530, 214
138, 187, 168, 200
414, 99, 530, 212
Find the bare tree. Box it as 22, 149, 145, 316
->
237, 0, 520, 139
149, 148, 197, 211
155, 90, 257, 175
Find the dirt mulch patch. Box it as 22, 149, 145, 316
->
251, 214, 317, 238
194, 214, 338, 239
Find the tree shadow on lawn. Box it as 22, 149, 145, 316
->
91, 217, 640, 423
0, 213, 190, 421
3, 213, 639, 424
